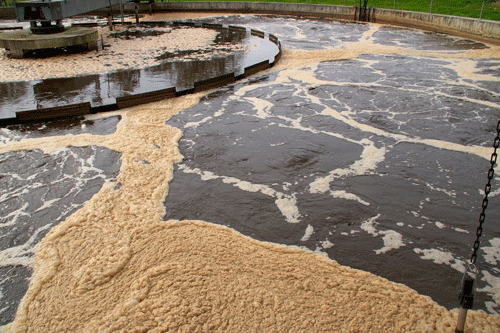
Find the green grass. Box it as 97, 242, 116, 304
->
1, 0, 499, 20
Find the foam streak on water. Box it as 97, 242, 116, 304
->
0, 145, 122, 324
177, 163, 301, 223
164, 15, 500, 316
0, 13, 499, 332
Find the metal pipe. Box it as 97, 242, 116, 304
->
119, 0, 124, 24
108, 0, 114, 21
108, 0, 114, 31
107, 13, 113, 31
454, 307, 468, 333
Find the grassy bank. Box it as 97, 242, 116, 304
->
1, 0, 499, 20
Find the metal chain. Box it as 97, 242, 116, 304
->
470, 120, 500, 264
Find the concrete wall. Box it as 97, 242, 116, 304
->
371, 8, 500, 42
121, 2, 499, 44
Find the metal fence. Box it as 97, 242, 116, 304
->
0, 0, 498, 20
364, 0, 497, 20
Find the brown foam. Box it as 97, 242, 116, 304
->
1, 14, 500, 333
10, 219, 500, 332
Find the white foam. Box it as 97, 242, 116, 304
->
484, 301, 499, 316
313, 246, 329, 258
435, 222, 446, 229
479, 177, 500, 197
361, 214, 379, 235
34, 198, 59, 213
274, 195, 301, 224
0, 224, 52, 268
310, 141, 386, 194
375, 230, 405, 255
477, 270, 500, 315
199, 170, 218, 181
320, 239, 334, 249
270, 142, 286, 147
0, 202, 30, 228
330, 190, 370, 206
246, 97, 274, 119
185, 116, 212, 129
283, 61, 497, 165
361, 215, 405, 254
413, 248, 466, 273
178, 164, 301, 223
425, 182, 456, 198
301, 225, 314, 241
482, 238, 500, 266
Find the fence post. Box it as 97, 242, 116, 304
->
480, 0, 485, 20
119, 0, 124, 24
430, 0, 434, 14
393, 0, 396, 10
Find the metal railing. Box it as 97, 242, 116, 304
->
1, 0, 498, 21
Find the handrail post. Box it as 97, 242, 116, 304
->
454, 307, 468, 333
119, 0, 124, 24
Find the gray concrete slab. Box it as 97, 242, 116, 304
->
0, 26, 98, 58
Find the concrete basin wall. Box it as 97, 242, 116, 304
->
121, 2, 500, 44
371, 7, 500, 42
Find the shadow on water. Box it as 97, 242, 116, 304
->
0, 24, 279, 120
109, 27, 170, 39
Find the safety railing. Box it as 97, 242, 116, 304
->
1, 1, 499, 20
151, 0, 500, 20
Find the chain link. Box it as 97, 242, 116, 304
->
471, 120, 500, 264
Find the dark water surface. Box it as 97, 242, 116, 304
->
0, 144, 121, 325
0, 14, 499, 326
164, 16, 500, 314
